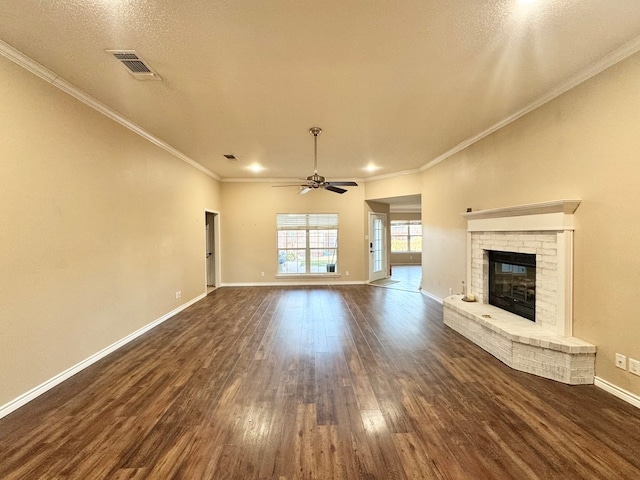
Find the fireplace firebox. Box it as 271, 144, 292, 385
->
488, 251, 536, 321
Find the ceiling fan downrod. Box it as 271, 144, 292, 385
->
310, 127, 321, 177
271, 126, 357, 194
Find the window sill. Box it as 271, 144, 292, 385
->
275, 274, 341, 279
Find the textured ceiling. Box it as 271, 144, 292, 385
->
2, 1, 640, 182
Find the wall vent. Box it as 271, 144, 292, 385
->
106, 50, 161, 80
224, 154, 238, 161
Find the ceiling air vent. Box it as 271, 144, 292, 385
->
106, 50, 161, 80
224, 154, 238, 161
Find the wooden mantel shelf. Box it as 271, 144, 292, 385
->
462, 200, 581, 220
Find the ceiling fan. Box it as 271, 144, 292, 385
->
273, 127, 359, 194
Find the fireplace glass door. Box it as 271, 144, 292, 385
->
488, 251, 536, 321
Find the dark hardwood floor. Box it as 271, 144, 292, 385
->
2, 285, 640, 479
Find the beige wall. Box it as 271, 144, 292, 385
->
421, 52, 640, 396
220, 182, 366, 283
0, 56, 221, 407
364, 171, 422, 201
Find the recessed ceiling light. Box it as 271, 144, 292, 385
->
246, 163, 264, 173
364, 163, 380, 172
518, 0, 536, 4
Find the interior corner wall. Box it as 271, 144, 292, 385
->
0, 55, 221, 408
420, 51, 640, 397
220, 182, 366, 284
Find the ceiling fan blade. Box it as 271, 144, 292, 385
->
326, 181, 358, 187
325, 185, 347, 194
298, 187, 312, 195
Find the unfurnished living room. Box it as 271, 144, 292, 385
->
2, 1, 640, 479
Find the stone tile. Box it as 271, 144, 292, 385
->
443, 297, 596, 385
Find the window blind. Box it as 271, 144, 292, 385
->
276, 213, 339, 230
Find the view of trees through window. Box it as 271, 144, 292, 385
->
390, 220, 422, 252
277, 214, 338, 274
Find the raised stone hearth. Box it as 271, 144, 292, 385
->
444, 296, 595, 384
443, 200, 596, 385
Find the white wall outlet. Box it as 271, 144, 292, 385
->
629, 358, 640, 376
175, 291, 181, 299
346, 270, 349, 276
261, 272, 265, 277
615, 353, 627, 369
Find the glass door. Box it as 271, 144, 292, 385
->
368, 212, 387, 282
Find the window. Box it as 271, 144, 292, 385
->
390, 220, 422, 253
277, 214, 338, 274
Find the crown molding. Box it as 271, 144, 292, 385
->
222, 177, 366, 183
420, 34, 640, 172
221, 170, 421, 183
5, 31, 640, 183
361, 168, 422, 183
0, 40, 220, 181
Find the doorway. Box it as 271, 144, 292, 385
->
368, 212, 388, 282
205, 211, 220, 294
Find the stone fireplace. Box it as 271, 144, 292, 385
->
443, 200, 596, 385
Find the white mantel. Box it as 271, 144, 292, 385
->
464, 200, 581, 337
462, 199, 581, 233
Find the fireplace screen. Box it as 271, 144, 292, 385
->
488, 251, 536, 321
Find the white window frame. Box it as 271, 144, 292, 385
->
276, 213, 339, 275
390, 219, 422, 253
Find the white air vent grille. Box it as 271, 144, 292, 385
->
106, 50, 161, 80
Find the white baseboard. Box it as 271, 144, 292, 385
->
421, 289, 443, 304
220, 281, 366, 287
0, 293, 206, 420
594, 376, 640, 410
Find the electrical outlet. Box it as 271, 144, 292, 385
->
346, 270, 349, 276
615, 353, 627, 369
629, 358, 640, 376
261, 272, 265, 277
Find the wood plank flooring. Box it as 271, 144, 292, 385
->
1, 285, 640, 479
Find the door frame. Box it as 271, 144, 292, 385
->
204, 210, 221, 291
368, 212, 388, 282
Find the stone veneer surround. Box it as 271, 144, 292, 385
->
465, 200, 580, 336
471, 231, 559, 331
443, 200, 596, 385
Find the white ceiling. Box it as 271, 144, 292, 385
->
2, 1, 640, 182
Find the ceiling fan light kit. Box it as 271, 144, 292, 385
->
272, 127, 358, 195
